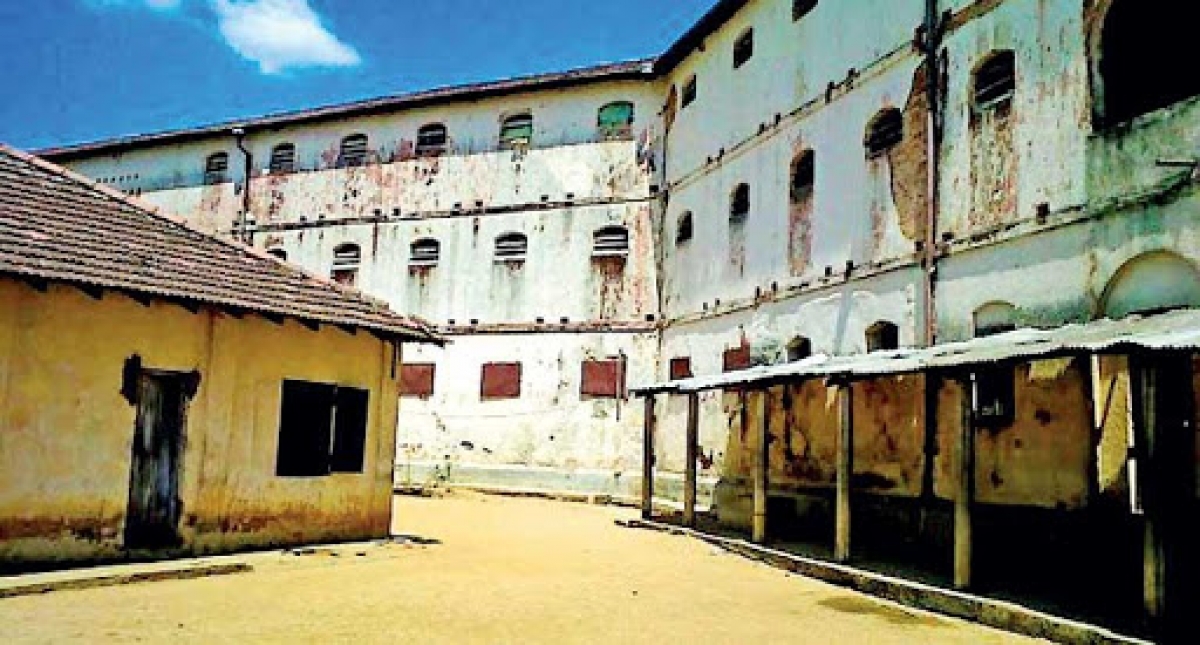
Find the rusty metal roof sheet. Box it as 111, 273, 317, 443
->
632, 309, 1200, 395
36, 59, 656, 161
0, 144, 441, 344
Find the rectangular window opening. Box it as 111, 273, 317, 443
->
400, 363, 436, 399
481, 362, 522, 400
581, 359, 624, 399
275, 380, 370, 477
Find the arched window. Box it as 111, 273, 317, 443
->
339, 134, 369, 167
973, 301, 1018, 337
592, 225, 629, 257
1100, 250, 1200, 319
793, 0, 817, 21
1100, 0, 1200, 126
973, 50, 1016, 109
730, 183, 750, 222
597, 101, 635, 140
204, 152, 229, 185
267, 248, 288, 261
331, 243, 362, 285
866, 321, 899, 352
499, 113, 533, 150
410, 238, 440, 267
268, 143, 296, 173
864, 108, 903, 157
733, 28, 754, 68
786, 336, 812, 362
790, 149, 815, 203
676, 212, 694, 246
494, 232, 528, 262
416, 124, 448, 156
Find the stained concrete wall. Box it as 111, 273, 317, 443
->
0, 279, 399, 565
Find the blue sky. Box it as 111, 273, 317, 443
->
0, 0, 714, 150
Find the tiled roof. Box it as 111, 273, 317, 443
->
36, 58, 656, 161
0, 144, 441, 344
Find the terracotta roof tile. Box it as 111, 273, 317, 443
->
0, 144, 441, 344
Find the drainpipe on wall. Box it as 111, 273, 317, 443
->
233, 127, 253, 245
921, 0, 943, 349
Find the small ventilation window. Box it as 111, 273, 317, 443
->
866, 321, 899, 352
204, 152, 229, 185
494, 232, 528, 262
730, 183, 750, 222
267, 248, 288, 261
269, 143, 296, 173
723, 346, 752, 372
733, 28, 754, 69
499, 113, 534, 150
973, 50, 1016, 109
676, 212, 694, 245
481, 362, 522, 400
682, 75, 698, 108
410, 238, 440, 267
790, 149, 815, 203
331, 243, 361, 285
416, 123, 448, 156
786, 336, 812, 362
339, 134, 369, 167
597, 101, 635, 140
669, 357, 693, 380
865, 108, 903, 157
793, 0, 817, 21
593, 226, 630, 257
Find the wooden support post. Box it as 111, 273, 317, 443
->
641, 395, 656, 520
752, 388, 769, 544
683, 392, 699, 528
954, 372, 977, 590
835, 382, 854, 562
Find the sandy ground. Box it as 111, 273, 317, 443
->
0, 492, 1040, 644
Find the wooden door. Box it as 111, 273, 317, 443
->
124, 372, 190, 550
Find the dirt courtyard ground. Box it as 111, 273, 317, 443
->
0, 492, 1039, 644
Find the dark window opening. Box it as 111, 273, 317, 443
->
416, 124, 448, 156
339, 134, 369, 167
410, 238, 440, 267
790, 150, 815, 203
494, 232, 528, 262
581, 359, 624, 399
974, 368, 1016, 427
676, 212, 694, 245
204, 152, 229, 185
733, 28, 754, 68
481, 362, 522, 400
669, 357, 693, 380
682, 76, 698, 108
865, 108, 903, 157
793, 0, 817, 21
786, 336, 812, 362
269, 143, 296, 173
723, 346, 752, 372
597, 101, 635, 140
866, 321, 899, 352
593, 226, 630, 256
500, 113, 534, 150
331, 243, 361, 286
1100, 0, 1200, 126
730, 183, 750, 222
400, 363, 436, 399
267, 248, 288, 261
275, 380, 370, 476
973, 50, 1016, 109
973, 302, 1018, 338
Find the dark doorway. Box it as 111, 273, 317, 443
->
124, 371, 192, 550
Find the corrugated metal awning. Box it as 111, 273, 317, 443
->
631, 308, 1200, 395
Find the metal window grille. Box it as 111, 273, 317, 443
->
410, 238, 440, 266
416, 124, 448, 156
494, 233, 528, 262
974, 51, 1016, 108
339, 134, 369, 167
499, 114, 534, 150
204, 153, 229, 185
269, 144, 296, 173
592, 226, 629, 257
597, 102, 635, 140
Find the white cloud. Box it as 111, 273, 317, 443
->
211, 0, 361, 75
